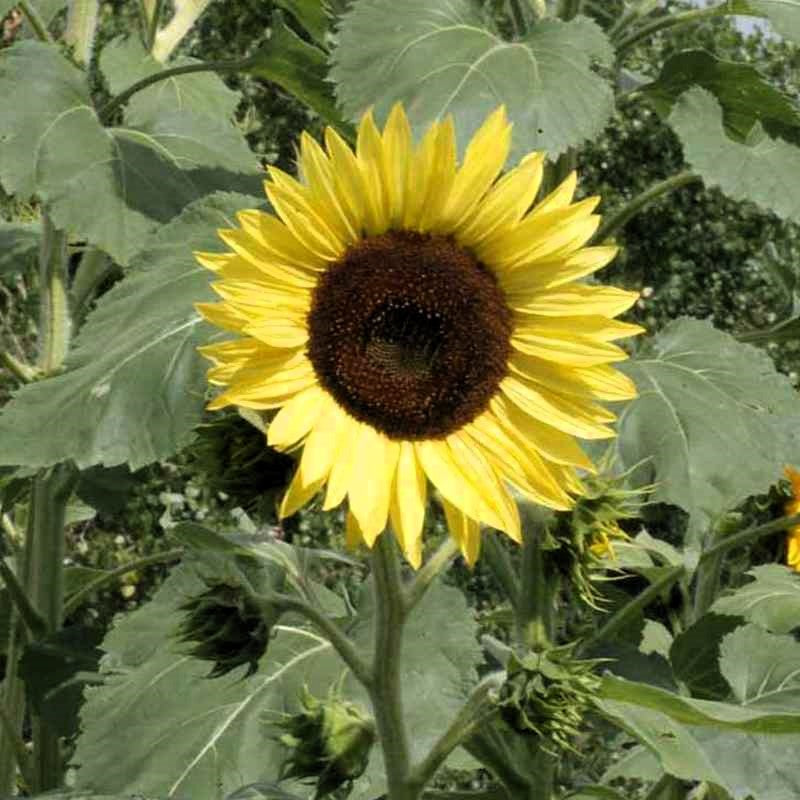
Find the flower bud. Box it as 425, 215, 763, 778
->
277, 685, 375, 798
497, 646, 600, 755
178, 576, 279, 678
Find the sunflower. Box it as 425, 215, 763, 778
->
195, 105, 642, 568
784, 466, 800, 572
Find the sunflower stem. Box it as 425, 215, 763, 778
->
37, 214, 71, 375
370, 533, 415, 800
593, 171, 700, 244
615, 5, 727, 55
482, 534, 520, 611
408, 673, 504, 793
516, 509, 555, 651
403, 537, 459, 614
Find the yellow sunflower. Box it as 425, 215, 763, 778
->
195, 105, 642, 568
784, 466, 800, 572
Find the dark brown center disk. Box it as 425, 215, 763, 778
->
306, 231, 512, 440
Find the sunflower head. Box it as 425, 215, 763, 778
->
497, 645, 600, 755
276, 685, 375, 799
195, 104, 642, 570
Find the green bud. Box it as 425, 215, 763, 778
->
276, 685, 375, 799
497, 645, 601, 755
177, 576, 279, 678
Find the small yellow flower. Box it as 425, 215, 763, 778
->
195, 105, 642, 568
784, 466, 800, 572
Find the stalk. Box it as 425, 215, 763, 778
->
63, 0, 99, 65
516, 515, 554, 651
37, 215, 70, 375
593, 172, 700, 244
16, 0, 52, 42
369, 534, 414, 800
403, 537, 459, 613
615, 5, 725, 56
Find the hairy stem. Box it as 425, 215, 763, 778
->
516, 512, 554, 651
482, 534, 520, 611
0, 350, 38, 383
28, 464, 78, 793
16, 0, 52, 41
594, 171, 701, 244
370, 534, 414, 800
37, 215, 71, 375
99, 59, 242, 123
582, 566, 685, 652
409, 673, 504, 793
615, 5, 724, 55
269, 592, 372, 688
63, 0, 99, 65
403, 537, 459, 613
63, 548, 184, 618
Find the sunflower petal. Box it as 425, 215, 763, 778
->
441, 498, 482, 568
268, 385, 329, 450
509, 284, 639, 317
389, 441, 427, 568
279, 467, 324, 519
499, 247, 620, 293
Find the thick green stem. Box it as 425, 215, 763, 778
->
409, 673, 504, 793
28, 464, 78, 793
516, 514, 554, 651
70, 247, 113, 325
0, 350, 38, 383
594, 171, 701, 244
64, 0, 99, 65
582, 566, 685, 652
615, 6, 724, 55
16, 0, 52, 41
482, 534, 520, 611
63, 548, 184, 618
403, 537, 459, 613
37, 215, 71, 376
370, 534, 414, 800
268, 592, 372, 688
99, 59, 242, 123
699, 512, 800, 564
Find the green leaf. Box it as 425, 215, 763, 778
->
20, 625, 103, 736
618, 318, 800, 535
274, 0, 331, 45
640, 620, 673, 659
644, 50, 800, 147
668, 86, 800, 221
0, 192, 257, 470
564, 787, 629, 800
73, 560, 482, 799
242, 11, 348, 131
602, 743, 662, 782
99, 35, 242, 126
719, 623, 800, 708
712, 564, 800, 634
331, 1, 614, 161
0, 221, 39, 276
0, 41, 260, 265
598, 675, 800, 799
669, 614, 741, 701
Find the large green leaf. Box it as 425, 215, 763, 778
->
0, 41, 260, 265
669, 614, 741, 701
99, 36, 242, 126
274, 0, 331, 45
712, 564, 800, 634
598, 675, 800, 799
719, 623, 800, 709
242, 11, 348, 131
644, 50, 800, 147
668, 87, 800, 221
0, 221, 39, 276
617, 318, 800, 536
0, 193, 257, 470
73, 545, 482, 799
331, 0, 614, 160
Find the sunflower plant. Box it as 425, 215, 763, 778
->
1, 1, 800, 800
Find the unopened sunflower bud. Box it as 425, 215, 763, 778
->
497, 646, 600, 755
178, 578, 279, 678
277, 685, 375, 798
550, 462, 651, 607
